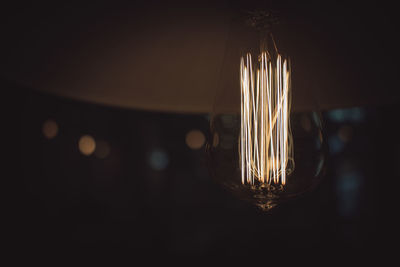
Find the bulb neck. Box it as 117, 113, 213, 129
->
259, 32, 279, 58
242, 10, 280, 58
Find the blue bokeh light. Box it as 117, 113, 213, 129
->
336, 170, 363, 218
148, 149, 169, 171
328, 135, 344, 155
327, 107, 366, 123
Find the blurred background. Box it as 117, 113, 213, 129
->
4, 0, 399, 263
9, 83, 397, 261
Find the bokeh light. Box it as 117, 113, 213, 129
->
185, 129, 205, 150
148, 149, 169, 170
94, 139, 111, 159
42, 119, 58, 139
329, 135, 344, 155
336, 168, 363, 218
327, 107, 366, 123
79, 135, 96, 156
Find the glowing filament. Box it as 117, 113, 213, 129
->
240, 52, 294, 186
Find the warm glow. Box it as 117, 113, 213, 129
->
42, 119, 58, 139
240, 52, 294, 186
79, 135, 96, 156
186, 129, 205, 150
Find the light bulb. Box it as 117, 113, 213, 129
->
206, 11, 327, 211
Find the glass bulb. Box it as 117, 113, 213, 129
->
206, 11, 327, 211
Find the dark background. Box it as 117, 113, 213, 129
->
4, 0, 400, 264
9, 84, 398, 263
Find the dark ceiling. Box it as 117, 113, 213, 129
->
1, 1, 399, 112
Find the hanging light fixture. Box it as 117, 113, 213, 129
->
207, 10, 327, 211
